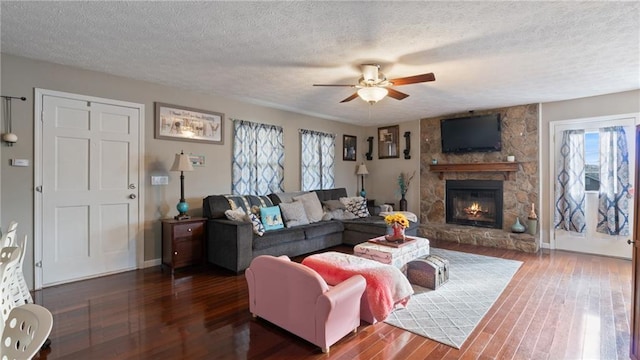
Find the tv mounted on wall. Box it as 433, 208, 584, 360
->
440, 114, 501, 153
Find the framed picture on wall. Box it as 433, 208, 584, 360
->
155, 102, 225, 144
343, 134, 357, 161
378, 125, 399, 159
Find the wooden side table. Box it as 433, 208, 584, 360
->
161, 217, 206, 273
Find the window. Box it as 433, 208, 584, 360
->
231, 119, 284, 195
300, 130, 335, 191
584, 132, 599, 191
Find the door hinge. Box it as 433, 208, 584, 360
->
35, 186, 42, 193
40, 111, 44, 122
35, 261, 42, 268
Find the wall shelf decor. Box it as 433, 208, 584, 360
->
403, 131, 411, 159
155, 102, 224, 144
429, 162, 519, 180
365, 136, 374, 160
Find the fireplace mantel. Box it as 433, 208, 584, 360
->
430, 162, 519, 180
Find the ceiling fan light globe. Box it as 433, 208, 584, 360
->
357, 87, 388, 104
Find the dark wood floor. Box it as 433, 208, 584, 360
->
33, 241, 632, 359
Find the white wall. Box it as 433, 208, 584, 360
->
364, 120, 421, 215
539, 90, 640, 245
0, 53, 366, 288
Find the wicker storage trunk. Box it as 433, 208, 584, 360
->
407, 254, 449, 289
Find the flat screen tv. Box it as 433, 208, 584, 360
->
440, 114, 501, 153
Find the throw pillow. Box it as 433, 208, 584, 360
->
343, 197, 370, 218
260, 206, 284, 231
293, 192, 324, 223
322, 199, 345, 211
246, 213, 265, 236
224, 207, 247, 222
279, 202, 310, 227
322, 209, 358, 221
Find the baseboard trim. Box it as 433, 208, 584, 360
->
540, 242, 551, 249
144, 258, 161, 268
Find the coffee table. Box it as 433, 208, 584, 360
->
354, 235, 430, 272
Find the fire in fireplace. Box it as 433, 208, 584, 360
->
446, 180, 503, 229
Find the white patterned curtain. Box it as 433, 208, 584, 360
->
597, 126, 630, 235
232, 119, 284, 195
300, 129, 335, 191
554, 129, 586, 233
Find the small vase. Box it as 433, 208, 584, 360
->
511, 217, 525, 233
386, 223, 406, 242
399, 194, 407, 211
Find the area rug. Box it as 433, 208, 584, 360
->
384, 248, 523, 349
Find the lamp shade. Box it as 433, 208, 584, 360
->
356, 163, 369, 175
357, 87, 388, 104
170, 152, 194, 172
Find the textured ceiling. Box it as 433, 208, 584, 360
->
1, 1, 639, 125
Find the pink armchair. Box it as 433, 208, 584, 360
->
246, 255, 366, 353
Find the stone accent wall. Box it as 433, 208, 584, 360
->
419, 104, 540, 252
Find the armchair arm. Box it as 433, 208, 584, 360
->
316, 275, 366, 348
206, 218, 254, 273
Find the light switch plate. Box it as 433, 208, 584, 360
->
10, 159, 29, 167
151, 176, 168, 185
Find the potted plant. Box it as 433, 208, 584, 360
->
398, 171, 416, 211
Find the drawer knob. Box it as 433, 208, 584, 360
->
188, 228, 192, 232
174, 251, 178, 255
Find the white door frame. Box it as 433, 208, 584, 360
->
33, 88, 145, 290
548, 112, 640, 252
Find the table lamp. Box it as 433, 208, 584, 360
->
356, 163, 369, 197
170, 151, 194, 220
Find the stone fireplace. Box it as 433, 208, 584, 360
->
446, 180, 503, 229
419, 104, 540, 253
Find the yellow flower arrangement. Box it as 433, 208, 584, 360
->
384, 212, 410, 228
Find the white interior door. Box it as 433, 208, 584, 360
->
39, 93, 141, 286
551, 116, 637, 259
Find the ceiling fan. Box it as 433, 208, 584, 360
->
313, 64, 435, 104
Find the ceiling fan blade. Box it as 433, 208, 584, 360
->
389, 73, 436, 86
313, 84, 356, 87
387, 88, 410, 100
340, 93, 359, 103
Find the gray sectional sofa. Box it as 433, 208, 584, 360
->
202, 188, 418, 273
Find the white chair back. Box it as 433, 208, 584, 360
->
0, 221, 18, 248
0, 247, 21, 334
0, 304, 53, 360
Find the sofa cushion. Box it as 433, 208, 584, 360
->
293, 192, 324, 223
313, 188, 348, 202
341, 216, 388, 233
322, 209, 357, 221
253, 227, 307, 250
203, 194, 273, 219
225, 207, 247, 222
322, 199, 345, 211
279, 201, 310, 228
341, 197, 370, 218
247, 213, 265, 236
269, 191, 308, 205
303, 221, 344, 239
260, 206, 285, 231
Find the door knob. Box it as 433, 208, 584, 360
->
627, 239, 635, 245
129, 194, 137, 199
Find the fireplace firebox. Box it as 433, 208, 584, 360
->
446, 180, 503, 229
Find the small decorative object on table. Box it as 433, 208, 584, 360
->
511, 217, 525, 233
527, 203, 538, 235
398, 171, 415, 211
384, 212, 409, 243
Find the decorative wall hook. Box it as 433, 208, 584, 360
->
403, 131, 411, 159
365, 136, 374, 160
1, 96, 26, 146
